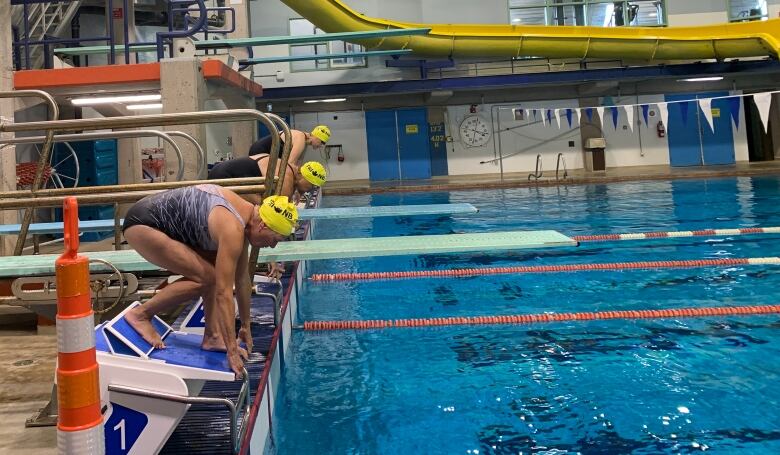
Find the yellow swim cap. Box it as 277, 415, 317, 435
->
258, 195, 298, 236
310, 125, 331, 143
300, 161, 327, 187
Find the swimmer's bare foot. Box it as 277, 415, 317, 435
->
201, 334, 227, 352
125, 306, 165, 348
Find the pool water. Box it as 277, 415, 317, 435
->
272, 177, 780, 454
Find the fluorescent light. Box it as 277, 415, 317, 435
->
71, 93, 161, 106
648, 12, 658, 17
126, 103, 163, 110
303, 98, 347, 104
678, 76, 724, 82
511, 18, 521, 23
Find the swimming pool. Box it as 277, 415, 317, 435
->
273, 177, 780, 454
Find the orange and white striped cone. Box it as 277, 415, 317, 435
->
56, 197, 104, 454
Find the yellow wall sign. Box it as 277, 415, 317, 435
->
405, 124, 419, 134
711, 108, 721, 118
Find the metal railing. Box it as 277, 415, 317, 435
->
556, 153, 568, 181
0, 107, 286, 255
528, 154, 543, 181
0, 130, 190, 182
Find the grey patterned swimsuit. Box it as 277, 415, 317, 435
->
122, 184, 244, 251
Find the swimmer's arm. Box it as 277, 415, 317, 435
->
234, 241, 251, 329
214, 220, 245, 371
286, 130, 307, 165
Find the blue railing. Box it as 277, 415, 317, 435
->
12, 0, 241, 69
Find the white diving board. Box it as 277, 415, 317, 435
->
258, 230, 576, 262
0, 204, 478, 235
0, 231, 575, 277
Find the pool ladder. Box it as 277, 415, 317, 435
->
528, 154, 543, 181
556, 153, 568, 181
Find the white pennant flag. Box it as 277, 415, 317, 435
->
554, 109, 561, 129
624, 105, 634, 132
596, 107, 606, 129
524, 109, 530, 120
754, 93, 773, 133
542, 110, 548, 126
657, 103, 669, 132
577, 108, 584, 125
699, 98, 715, 132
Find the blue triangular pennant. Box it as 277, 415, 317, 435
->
566, 109, 573, 128
727, 97, 741, 129
611, 106, 619, 129
641, 105, 649, 126
546, 109, 552, 126
533, 109, 538, 119
585, 108, 594, 122
680, 101, 690, 126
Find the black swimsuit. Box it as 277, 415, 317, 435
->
207, 154, 294, 180
122, 184, 244, 251
248, 135, 286, 158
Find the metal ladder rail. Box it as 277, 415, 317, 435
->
555, 153, 568, 181
528, 154, 543, 181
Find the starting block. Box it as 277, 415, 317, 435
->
179, 275, 283, 333
95, 302, 249, 454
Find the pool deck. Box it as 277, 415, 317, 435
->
325, 162, 780, 195
1, 161, 780, 453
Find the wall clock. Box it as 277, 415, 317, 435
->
459, 115, 491, 147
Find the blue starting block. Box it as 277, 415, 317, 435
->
179, 274, 283, 334
95, 302, 249, 454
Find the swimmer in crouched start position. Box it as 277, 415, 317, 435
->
121, 185, 298, 376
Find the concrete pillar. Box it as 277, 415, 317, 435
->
161, 58, 207, 180
579, 97, 605, 172
222, 94, 257, 158
0, 2, 18, 254
771, 93, 780, 160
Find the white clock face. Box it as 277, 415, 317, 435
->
459, 115, 491, 147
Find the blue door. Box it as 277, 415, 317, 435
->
366, 108, 432, 181
665, 92, 735, 167
397, 108, 432, 180
702, 94, 735, 165
665, 94, 701, 167
365, 110, 400, 181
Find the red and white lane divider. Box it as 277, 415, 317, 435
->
310, 257, 780, 282
573, 227, 780, 242
303, 304, 780, 331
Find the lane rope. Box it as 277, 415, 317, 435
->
303, 304, 780, 331
573, 226, 780, 242
310, 257, 780, 282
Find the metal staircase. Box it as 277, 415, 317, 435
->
12, 0, 84, 69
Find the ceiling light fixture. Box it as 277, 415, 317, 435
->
303, 98, 347, 104
125, 103, 164, 110
678, 76, 724, 82
71, 93, 162, 106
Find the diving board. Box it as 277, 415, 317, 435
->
299, 203, 478, 220
258, 230, 577, 262
0, 204, 478, 235
0, 250, 162, 278
0, 231, 574, 277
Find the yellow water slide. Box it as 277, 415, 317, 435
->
280, 0, 780, 61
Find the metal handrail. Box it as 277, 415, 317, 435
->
0, 176, 265, 199
0, 184, 266, 210
0, 130, 186, 182
555, 153, 568, 181
0, 89, 60, 255
165, 131, 206, 178
108, 367, 250, 454
528, 154, 543, 181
